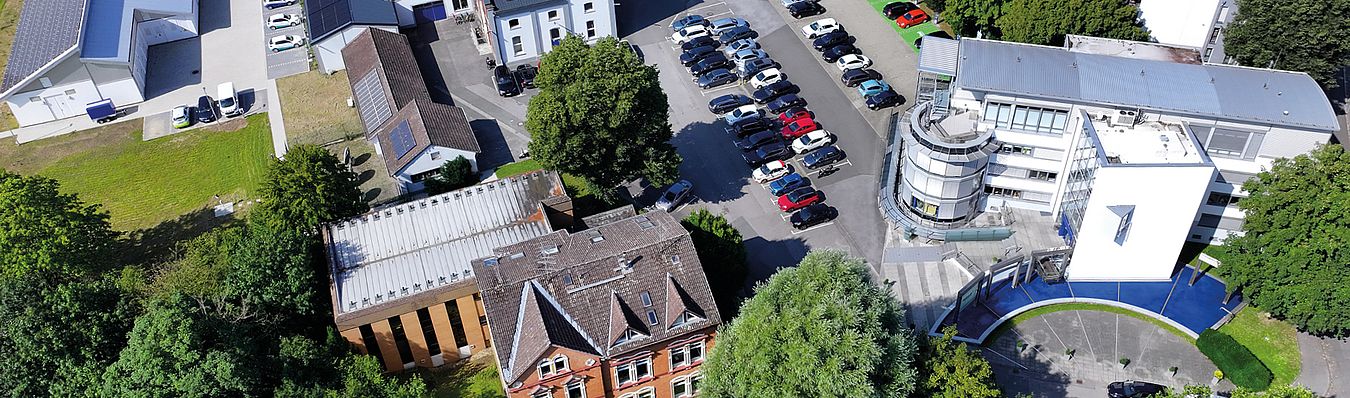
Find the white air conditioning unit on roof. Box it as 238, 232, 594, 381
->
1110, 109, 1138, 127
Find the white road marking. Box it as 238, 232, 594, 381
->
699, 85, 739, 96
704, 11, 733, 19
685, 2, 728, 13
791, 221, 836, 234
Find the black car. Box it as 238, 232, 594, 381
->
866, 90, 905, 110
735, 129, 783, 150
718, 26, 758, 44
515, 64, 538, 89
767, 94, 806, 114
752, 80, 798, 104
739, 57, 780, 78
915, 31, 955, 49
680, 45, 719, 66
821, 43, 861, 62
1107, 381, 1166, 398
790, 203, 837, 229
883, 1, 920, 19
811, 31, 850, 51
787, 0, 826, 18
691, 55, 732, 76
697, 69, 737, 89
681, 36, 717, 51
742, 141, 791, 165
708, 94, 753, 114
730, 118, 773, 137
840, 68, 883, 87
802, 145, 844, 169
195, 95, 219, 123
493, 65, 520, 97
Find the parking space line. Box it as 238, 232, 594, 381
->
704, 11, 733, 19
268, 58, 309, 67
699, 85, 739, 96
791, 222, 835, 235
803, 159, 853, 176
684, 2, 728, 13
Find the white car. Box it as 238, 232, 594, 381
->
791, 130, 834, 154
749, 68, 784, 89
801, 18, 840, 39
723, 38, 760, 56
753, 160, 792, 183
268, 35, 306, 52
835, 54, 873, 71
171, 105, 191, 128
721, 104, 762, 126
267, 13, 302, 29
671, 25, 709, 44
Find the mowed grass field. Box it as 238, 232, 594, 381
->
0, 114, 274, 231
0, 0, 26, 130
1218, 307, 1301, 386
863, 0, 942, 52
277, 69, 363, 146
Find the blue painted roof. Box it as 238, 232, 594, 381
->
80, 0, 128, 59
306, 0, 398, 42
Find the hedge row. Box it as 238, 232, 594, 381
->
1197, 329, 1273, 390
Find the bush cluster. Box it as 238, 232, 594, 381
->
1196, 329, 1273, 390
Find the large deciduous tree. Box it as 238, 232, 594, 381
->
525, 35, 682, 197
1224, 0, 1350, 88
701, 250, 918, 398
681, 209, 748, 317
1220, 144, 1350, 336
257, 145, 367, 233
0, 276, 137, 397
0, 170, 118, 283
942, 0, 1149, 46
919, 327, 1001, 398
101, 294, 259, 398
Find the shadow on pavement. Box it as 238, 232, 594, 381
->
616, 0, 714, 38
198, 0, 232, 34
144, 37, 204, 98
741, 236, 808, 289
470, 119, 515, 170
985, 344, 1074, 398
671, 120, 751, 205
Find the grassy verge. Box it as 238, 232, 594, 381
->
277, 70, 363, 146
1218, 307, 1300, 386
863, 0, 943, 53
0, 0, 26, 130
336, 138, 401, 205
1198, 329, 1273, 390
420, 355, 506, 398
492, 158, 542, 178
984, 302, 1195, 346
493, 159, 609, 217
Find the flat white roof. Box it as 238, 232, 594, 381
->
1091, 119, 1206, 165
1137, 0, 1223, 49
81, 0, 193, 62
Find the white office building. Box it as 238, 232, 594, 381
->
484, 0, 615, 64
894, 37, 1340, 281
1137, 0, 1238, 63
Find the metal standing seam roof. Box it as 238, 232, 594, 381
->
305, 0, 398, 43
1, 0, 87, 95
917, 37, 959, 76
326, 172, 565, 314
953, 38, 1341, 132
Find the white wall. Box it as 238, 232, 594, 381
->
396, 146, 479, 191
495, 10, 541, 63
316, 25, 398, 74
5, 80, 104, 125
494, 0, 615, 64
138, 14, 199, 46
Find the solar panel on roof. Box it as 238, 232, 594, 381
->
353, 71, 391, 131
390, 120, 417, 158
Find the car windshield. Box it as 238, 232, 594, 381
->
219, 97, 234, 107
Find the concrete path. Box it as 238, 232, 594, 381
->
878, 228, 971, 331
266, 79, 288, 158
1295, 332, 1349, 397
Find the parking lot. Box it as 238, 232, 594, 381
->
263, 2, 312, 79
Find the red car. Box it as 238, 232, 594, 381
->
778, 108, 812, 124
895, 9, 928, 28
777, 187, 822, 211
781, 117, 820, 138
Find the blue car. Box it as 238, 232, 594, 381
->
768, 173, 809, 196
858, 79, 891, 97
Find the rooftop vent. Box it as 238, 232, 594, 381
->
484, 258, 499, 268
635, 216, 655, 230
541, 245, 560, 255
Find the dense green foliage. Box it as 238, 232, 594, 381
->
0, 275, 136, 397
1220, 145, 1350, 336
942, 0, 1149, 45
525, 36, 682, 198
1196, 329, 1273, 390
0, 170, 118, 282
1163, 384, 1316, 398
101, 294, 259, 397
257, 144, 367, 232
701, 250, 918, 398
919, 328, 1001, 398
423, 156, 476, 195
1224, 0, 1350, 88
680, 209, 748, 317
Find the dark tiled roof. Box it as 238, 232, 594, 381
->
341, 28, 431, 136
306, 0, 398, 43
491, 0, 566, 14
473, 212, 723, 383
508, 281, 601, 372
374, 99, 481, 176
1, 0, 86, 94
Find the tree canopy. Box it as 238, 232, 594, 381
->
525, 35, 682, 196
423, 156, 476, 195
1220, 144, 1350, 336
701, 250, 918, 398
919, 328, 1001, 398
681, 209, 748, 317
1224, 0, 1350, 88
101, 294, 259, 398
256, 145, 367, 232
943, 0, 1149, 45
0, 170, 118, 283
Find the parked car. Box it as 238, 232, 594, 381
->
866, 90, 904, 110
217, 82, 241, 117
778, 187, 822, 211
171, 105, 192, 128
267, 13, 302, 29
195, 95, 218, 123
882, 1, 920, 19
263, 0, 295, 9
778, 107, 813, 124
721, 104, 762, 125
709, 17, 749, 35
752, 80, 798, 104
681, 45, 720, 66
788, 1, 826, 19
742, 141, 791, 166
801, 18, 840, 39
493, 65, 520, 97
1107, 381, 1166, 398
835, 54, 873, 71
768, 172, 808, 196
858, 79, 892, 97
802, 145, 845, 169
730, 118, 773, 137
731, 49, 769, 67
718, 26, 758, 44
696, 69, 737, 89
723, 38, 760, 56
672, 25, 709, 44
840, 68, 883, 87
791, 130, 834, 154
821, 43, 861, 62
748, 68, 784, 89
691, 55, 732, 76
895, 9, 929, 28
655, 180, 694, 211
781, 117, 820, 138
766, 94, 806, 114
681, 36, 717, 51
914, 31, 955, 49
752, 160, 792, 183
735, 129, 783, 150
268, 35, 305, 52
791, 203, 837, 229
780, 0, 812, 7
670, 14, 708, 31
708, 94, 753, 114
738, 57, 780, 78
515, 64, 538, 88
811, 31, 850, 50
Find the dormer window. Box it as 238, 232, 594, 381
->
615, 328, 646, 345
670, 310, 704, 328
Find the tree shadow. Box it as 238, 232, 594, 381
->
120, 208, 233, 267
469, 119, 514, 171
352, 152, 372, 168
615, 0, 714, 38
358, 170, 376, 185
669, 120, 751, 206
740, 236, 809, 291
363, 188, 384, 203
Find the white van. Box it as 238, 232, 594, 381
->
217, 82, 240, 117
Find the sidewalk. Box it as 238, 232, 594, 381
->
1295, 332, 1349, 397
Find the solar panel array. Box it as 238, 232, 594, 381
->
306, 0, 354, 41
352, 71, 391, 131
390, 120, 417, 158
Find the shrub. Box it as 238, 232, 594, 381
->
1197, 329, 1272, 390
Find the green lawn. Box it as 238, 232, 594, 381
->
421, 358, 506, 398
863, 0, 942, 53
985, 302, 1195, 346
1218, 307, 1300, 386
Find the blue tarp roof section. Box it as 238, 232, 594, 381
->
306, 0, 398, 42
955, 39, 1341, 132
80, 0, 128, 59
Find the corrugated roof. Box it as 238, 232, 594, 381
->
1, 0, 86, 94
305, 0, 398, 43
955, 38, 1340, 131
917, 37, 959, 76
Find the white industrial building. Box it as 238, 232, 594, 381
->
485, 0, 616, 64
1137, 0, 1238, 63
0, 0, 197, 127
894, 36, 1339, 281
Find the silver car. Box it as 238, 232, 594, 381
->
723, 38, 761, 57
655, 180, 693, 212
